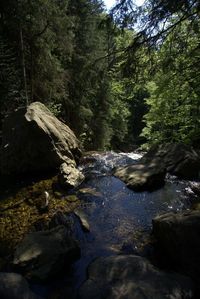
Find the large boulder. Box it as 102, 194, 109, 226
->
0, 102, 82, 176
152, 210, 200, 281
13, 225, 80, 281
79, 255, 194, 299
114, 163, 166, 191
0, 272, 41, 299
142, 143, 200, 179
114, 143, 200, 191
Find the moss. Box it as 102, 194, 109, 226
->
65, 195, 79, 202
54, 191, 63, 199
0, 176, 80, 256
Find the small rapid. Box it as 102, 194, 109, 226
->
79, 151, 143, 176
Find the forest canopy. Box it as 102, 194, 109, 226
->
0, 0, 199, 150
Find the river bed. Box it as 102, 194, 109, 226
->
36, 151, 193, 298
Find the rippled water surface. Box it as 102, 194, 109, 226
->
45, 151, 192, 297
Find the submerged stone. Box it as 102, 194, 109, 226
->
66, 195, 79, 202
78, 187, 102, 198
0, 176, 80, 256
74, 208, 90, 232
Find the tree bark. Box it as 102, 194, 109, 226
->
20, 27, 29, 106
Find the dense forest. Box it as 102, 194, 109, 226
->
0, 0, 199, 150
0, 3, 200, 298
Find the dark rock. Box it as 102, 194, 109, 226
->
79, 154, 99, 165
0, 102, 82, 176
34, 191, 49, 213
48, 211, 73, 230
58, 161, 85, 189
13, 225, 80, 281
142, 143, 200, 179
79, 255, 194, 299
0, 272, 41, 299
114, 163, 166, 191
115, 143, 200, 191
33, 211, 73, 231
152, 210, 200, 281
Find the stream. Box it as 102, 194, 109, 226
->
38, 151, 192, 298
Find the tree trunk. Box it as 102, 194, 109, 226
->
20, 27, 29, 106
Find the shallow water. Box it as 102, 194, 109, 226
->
43, 151, 192, 298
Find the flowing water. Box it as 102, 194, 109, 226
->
43, 151, 193, 298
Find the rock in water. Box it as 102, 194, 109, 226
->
142, 143, 200, 179
13, 225, 80, 281
152, 210, 200, 281
74, 208, 90, 232
0, 102, 82, 176
0, 272, 41, 299
114, 143, 200, 191
114, 163, 166, 191
59, 161, 85, 189
79, 255, 194, 299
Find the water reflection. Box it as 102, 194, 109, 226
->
46, 152, 192, 297
70, 152, 191, 290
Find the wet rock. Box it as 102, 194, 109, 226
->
66, 195, 79, 202
142, 143, 200, 179
78, 187, 102, 198
79, 255, 194, 299
152, 210, 200, 281
0, 101, 82, 176
114, 163, 166, 191
59, 161, 85, 189
0, 272, 41, 299
74, 209, 90, 232
13, 225, 80, 281
115, 143, 200, 191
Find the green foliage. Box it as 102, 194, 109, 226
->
1, 0, 199, 150
141, 20, 200, 147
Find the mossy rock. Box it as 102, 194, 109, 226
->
53, 191, 63, 199
0, 176, 80, 256
65, 195, 79, 202
78, 187, 102, 198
